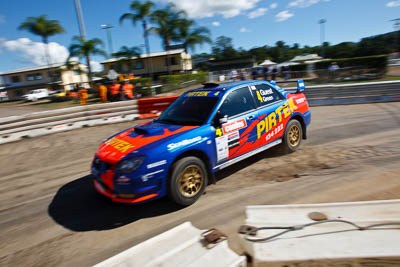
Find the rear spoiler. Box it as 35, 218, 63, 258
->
297, 80, 305, 93
271, 79, 306, 93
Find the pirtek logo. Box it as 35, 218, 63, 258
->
105, 138, 135, 153
257, 98, 298, 139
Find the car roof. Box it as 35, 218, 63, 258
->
194, 80, 271, 92
186, 80, 289, 98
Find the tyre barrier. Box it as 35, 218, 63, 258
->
137, 96, 179, 114
93, 222, 246, 267
0, 96, 177, 145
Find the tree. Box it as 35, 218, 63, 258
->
176, 19, 211, 53
149, 4, 186, 49
18, 15, 64, 66
149, 3, 187, 72
212, 36, 239, 59
120, 1, 154, 73
64, 58, 85, 91
68, 36, 107, 85
113, 46, 142, 72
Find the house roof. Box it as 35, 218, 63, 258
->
102, 48, 186, 64
0, 63, 66, 76
290, 54, 322, 62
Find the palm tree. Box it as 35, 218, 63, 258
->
113, 46, 142, 72
120, 1, 154, 74
176, 19, 211, 53
149, 4, 186, 73
18, 15, 64, 66
64, 58, 85, 88
68, 36, 107, 85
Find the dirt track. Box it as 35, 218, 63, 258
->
1, 102, 400, 266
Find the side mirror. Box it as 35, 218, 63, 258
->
297, 80, 305, 93
214, 111, 228, 126
219, 115, 228, 125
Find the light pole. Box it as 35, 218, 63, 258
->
391, 18, 400, 52
319, 19, 327, 58
101, 24, 114, 58
74, 0, 86, 40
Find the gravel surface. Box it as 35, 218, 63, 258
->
1, 102, 400, 266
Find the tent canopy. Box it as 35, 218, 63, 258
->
259, 59, 277, 66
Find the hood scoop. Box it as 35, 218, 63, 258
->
134, 126, 164, 136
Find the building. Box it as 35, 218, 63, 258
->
290, 54, 323, 63
101, 49, 192, 77
0, 62, 89, 100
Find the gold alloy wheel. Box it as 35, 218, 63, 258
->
288, 124, 301, 147
178, 165, 204, 198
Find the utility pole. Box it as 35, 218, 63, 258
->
391, 18, 400, 52
101, 24, 114, 58
319, 19, 327, 58
74, 0, 86, 40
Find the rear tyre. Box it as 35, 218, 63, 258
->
168, 156, 208, 206
281, 119, 302, 154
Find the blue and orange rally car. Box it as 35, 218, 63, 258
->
92, 80, 311, 206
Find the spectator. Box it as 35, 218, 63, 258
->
121, 80, 134, 100
271, 67, 278, 81
262, 67, 269, 80
97, 82, 108, 103
239, 69, 247, 80
283, 66, 291, 80
109, 80, 121, 102
229, 69, 238, 81
328, 62, 340, 81
78, 85, 88, 105
251, 68, 258, 80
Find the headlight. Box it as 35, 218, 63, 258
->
116, 156, 145, 173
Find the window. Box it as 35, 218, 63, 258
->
165, 56, 179, 66
251, 84, 283, 107
26, 74, 35, 81
218, 87, 255, 118
26, 73, 42, 81
11, 76, 21, 83
48, 71, 61, 79
157, 96, 219, 125
133, 60, 144, 69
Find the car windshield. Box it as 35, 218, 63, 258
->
156, 96, 219, 126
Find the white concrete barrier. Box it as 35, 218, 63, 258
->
94, 222, 246, 267
239, 199, 400, 267
0, 114, 141, 144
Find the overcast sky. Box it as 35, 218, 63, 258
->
0, 0, 399, 74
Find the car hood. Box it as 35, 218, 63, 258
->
96, 121, 198, 163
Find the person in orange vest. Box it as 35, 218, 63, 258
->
109, 80, 121, 102
121, 80, 134, 100
97, 82, 108, 102
78, 85, 88, 105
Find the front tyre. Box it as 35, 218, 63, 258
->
168, 156, 208, 206
281, 119, 302, 154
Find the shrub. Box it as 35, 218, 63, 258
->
130, 77, 153, 97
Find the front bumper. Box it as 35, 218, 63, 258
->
93, 179, 159, 204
